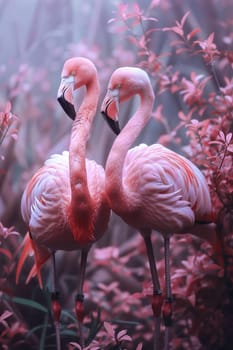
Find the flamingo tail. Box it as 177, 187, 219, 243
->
16, 232, 51, 288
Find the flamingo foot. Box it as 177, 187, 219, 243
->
150, 293, 163, 350
75, 293, 85, 348
162, 298, 173, 327
51, 291, 61, 350
151, 292, 163, 318
162, 298, 173, 350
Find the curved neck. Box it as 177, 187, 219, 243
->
69, 77, 99, 216
106, 92, 154, 209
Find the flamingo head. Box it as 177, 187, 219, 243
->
101, 66, 154, 134
57, 57, 98, 120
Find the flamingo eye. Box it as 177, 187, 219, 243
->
109, 88, 119, 98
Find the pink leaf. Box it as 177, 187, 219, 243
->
0, 310, 13, 323
163, 26, 184, 37
5, 101, 12, 114
117, 329, 127, 340
118, 3, 129, 20
181, 11, 191, 26
69, 343, 82, 350
172, 27, 184, 37
133, 3, 142, 16
219, 131, 226, 142
209, 140, 224, 145
150, 0, 160, 9
104, 322, 115, 338
108, 18, 116, 24
207, 32, 215, 45
226, 132, 232, 144
178, 111, 188, 121
142, 16, 158, 22
119, 334, 132, 342
190, 119, 199, 126
227, 144, 233, 153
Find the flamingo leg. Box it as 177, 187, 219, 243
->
51, 252, 61, 350
75, 248, 89, 348
162, 235, 172, 350
143, 233, 162, 350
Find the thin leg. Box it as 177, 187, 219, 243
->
143, 233, 162, 350
75, 249, 89, 348
162, 235, 172, 350
51, 252, 61, 350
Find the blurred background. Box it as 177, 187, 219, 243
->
0, 0, 233, 349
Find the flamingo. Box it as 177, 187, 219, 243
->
101, 67, 216, 349
16, 57, 110, 349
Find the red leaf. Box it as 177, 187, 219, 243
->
187, 27, 201, 41
0, 248, 12, 259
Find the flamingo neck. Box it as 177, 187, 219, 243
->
106, 93, 154, 211
69, 78, 100, 241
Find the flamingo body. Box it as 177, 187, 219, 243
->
21, 151, 109, 252
101, 66, 213, 237
110, 142, 212, 234
17, 57, 110, 281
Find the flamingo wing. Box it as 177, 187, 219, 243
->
21, 151, 109, 250
21, 151, 74, 250
122, 144, 211, 233
17, 152, 71, 285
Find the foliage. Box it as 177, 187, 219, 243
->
0, 0, 233, 349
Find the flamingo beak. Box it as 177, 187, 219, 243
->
57, 76, 76, 120
101, 89, 121, 135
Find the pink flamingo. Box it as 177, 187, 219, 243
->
16, 57, 110, 349
101, 67, 216, 349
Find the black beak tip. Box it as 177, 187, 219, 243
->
57, 96, 76, 120
101, 111, 121, 135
